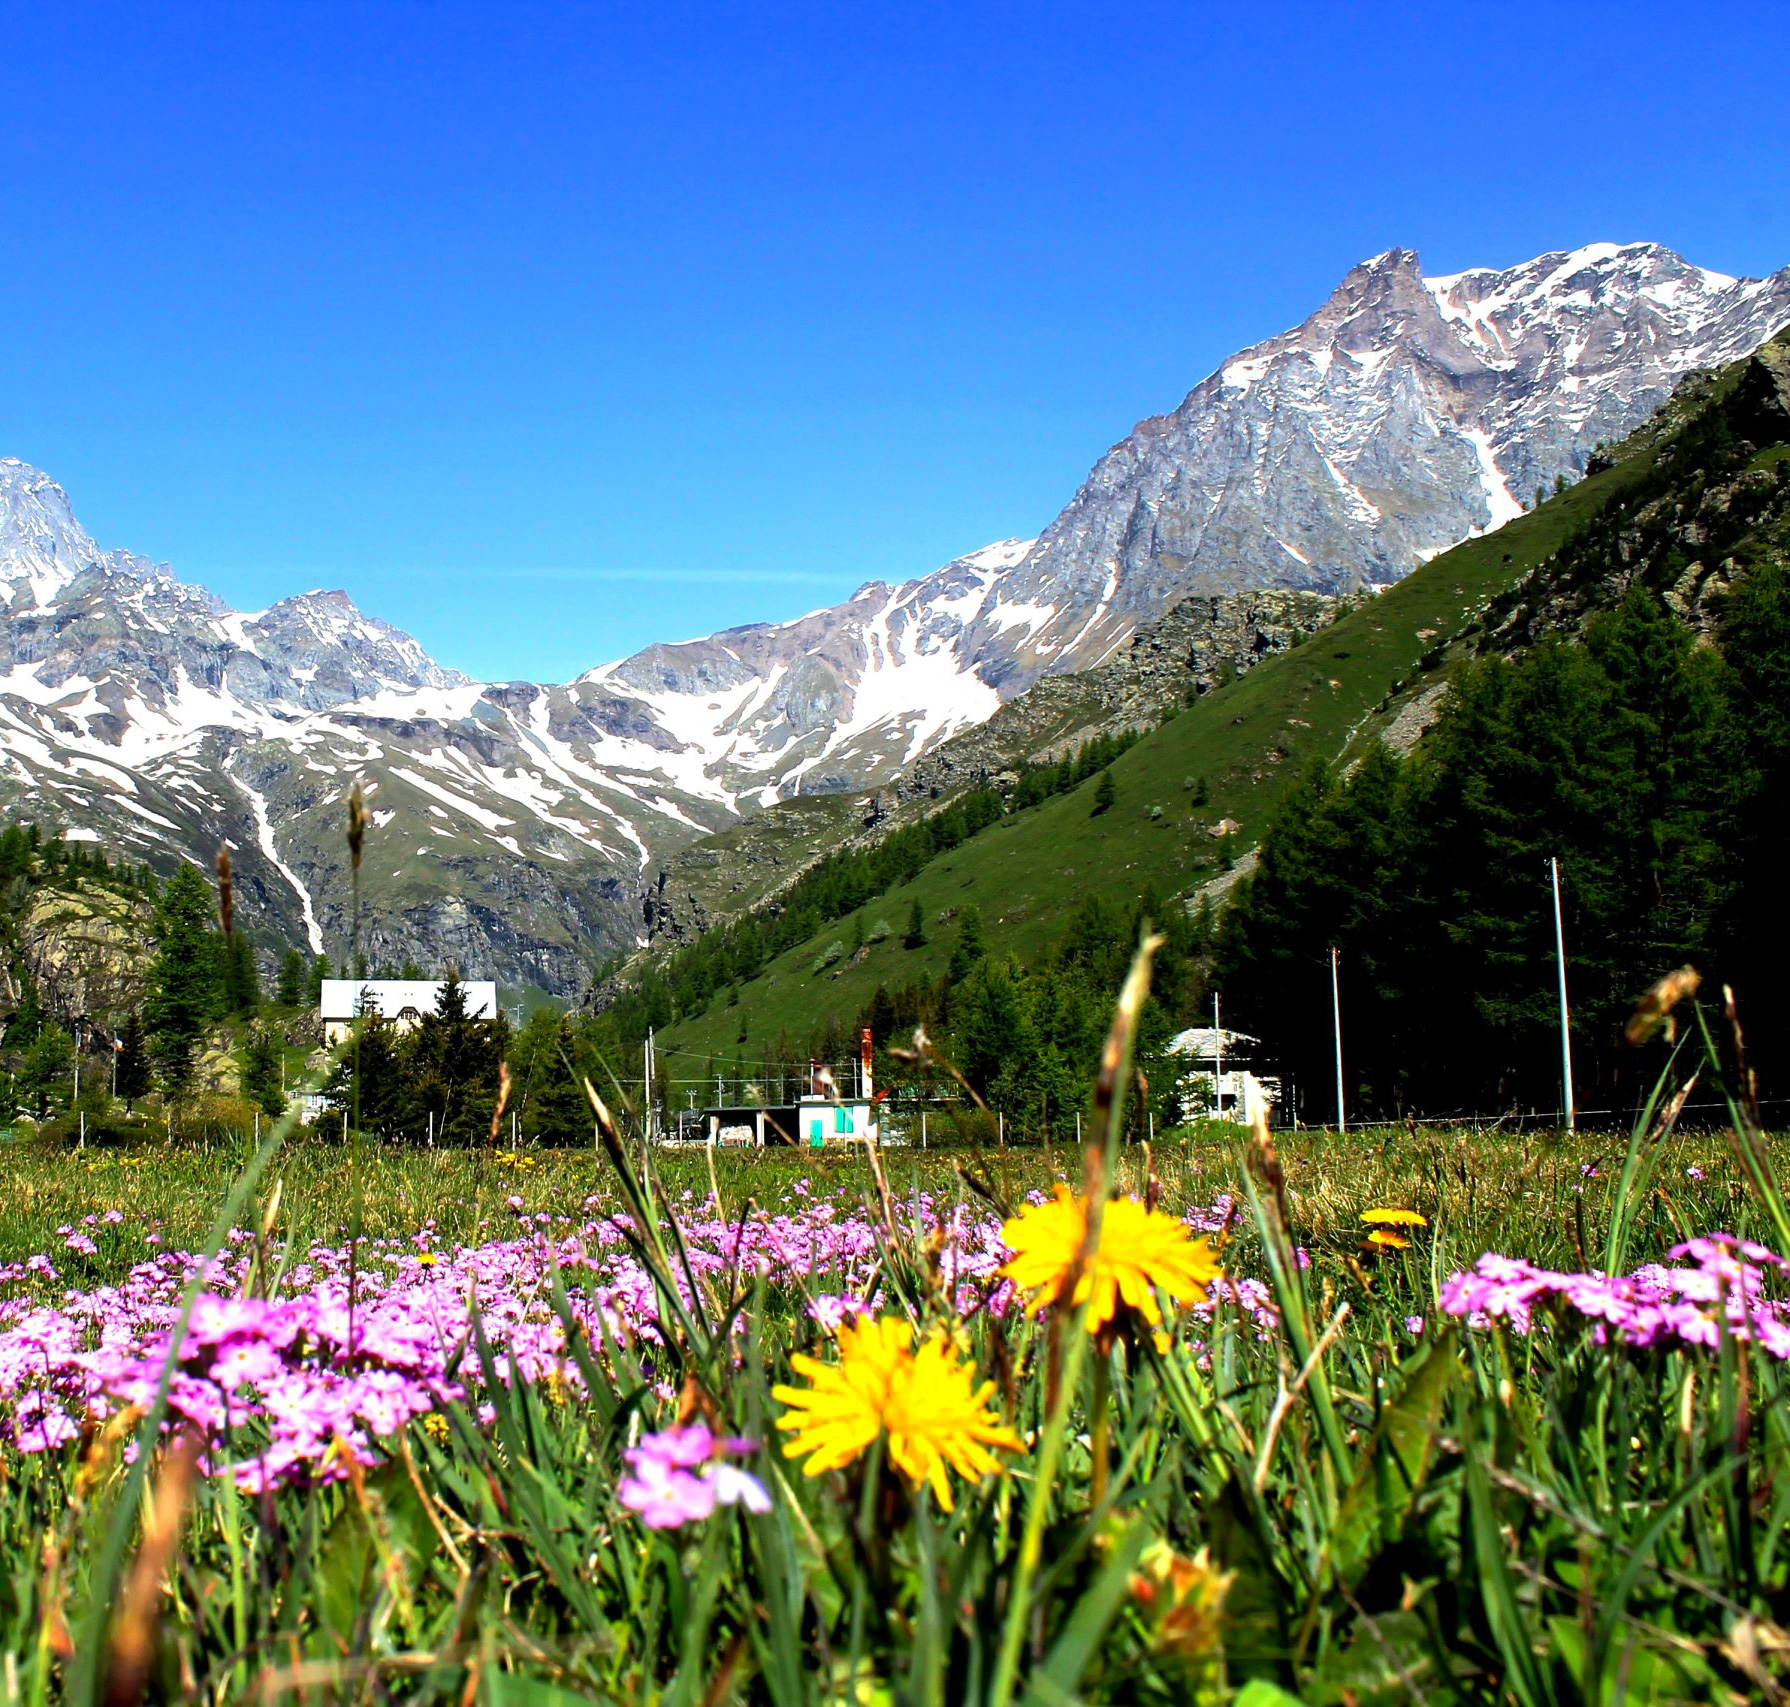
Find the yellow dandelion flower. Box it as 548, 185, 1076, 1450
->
416, 1251, 439, 1267
999, 1186, 1222, 1336
773, 1315, 1020, 1510
1360, 1208, 1427, 1228
1366, 1228, 1412, 1250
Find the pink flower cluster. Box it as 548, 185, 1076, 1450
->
617, 1424, 769, 1527
1440, 1234, 1790, 1357
0, 1182, 994, 1489
0, 1179, 1280, 1493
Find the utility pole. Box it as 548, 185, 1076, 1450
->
643, 1027, 656, 1170
1213, 993, 1223, 1118
1331, 946, 1346, 1135
1551, 857, 1576, 1134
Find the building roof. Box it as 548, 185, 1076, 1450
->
319, 979, 499, 1022
1165, 1026, 1261, 1058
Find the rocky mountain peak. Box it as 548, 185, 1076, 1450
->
1, 457, 167, 607
946, 240, 1790, 696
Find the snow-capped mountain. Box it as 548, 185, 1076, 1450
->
0, 463, 1039, 989
0, 459, 170, 602
950, 241, 1790, 689
4, 239, 1786, 992
580, 537, 1036, 802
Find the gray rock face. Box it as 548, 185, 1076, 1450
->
892, 587, 1337, 806
955, 243, 1790, 693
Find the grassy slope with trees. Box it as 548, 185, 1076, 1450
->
653, 403, 1676, 1057
646, 332, 1790, 1126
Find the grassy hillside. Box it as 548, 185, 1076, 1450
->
640, 593, 1335, 952
660, 434, 1673, 1060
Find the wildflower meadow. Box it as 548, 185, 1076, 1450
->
2, 944, 1787, 1703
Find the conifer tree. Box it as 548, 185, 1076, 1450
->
903, 898, 926, 949
276, 947, 306, 1008
323, 1014, 405, 1137
947, 907, 986, 984
403, 969, 505, 1143
145, 863, 224, 1091
115, 1010, 151, 1111
19, 1026, 74, 1118
223, 931, 261, 1014
241, 1022, 286, 1117
509, 1010, 591, 1144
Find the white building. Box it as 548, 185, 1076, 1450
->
319, 979, 499, 1046
1164, 1026, 1279, 1122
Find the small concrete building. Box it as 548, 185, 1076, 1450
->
693, 1031, 880, 1149
320, 979, 499, 1046
1164, 1025, 1279, 1122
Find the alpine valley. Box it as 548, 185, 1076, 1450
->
4, 240, 1788, 995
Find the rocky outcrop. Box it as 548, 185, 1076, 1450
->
17, 880, 157, 1023
1485, 335, 1790, 648
640, 868, 713, 948
894, 589, 1336, 803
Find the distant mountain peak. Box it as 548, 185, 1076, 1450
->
1, 457, 174, 608
943, 238, 1790, 696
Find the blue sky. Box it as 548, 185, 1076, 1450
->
2, 1, 1785, 682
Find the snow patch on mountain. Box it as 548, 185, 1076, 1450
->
1459, 427, 1525, 530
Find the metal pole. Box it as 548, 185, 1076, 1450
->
1213, 994, 1222, 1116
1551, 857, 1576, 1134
1331, 946, 1346, 1135
643, 1029, 654, 1177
